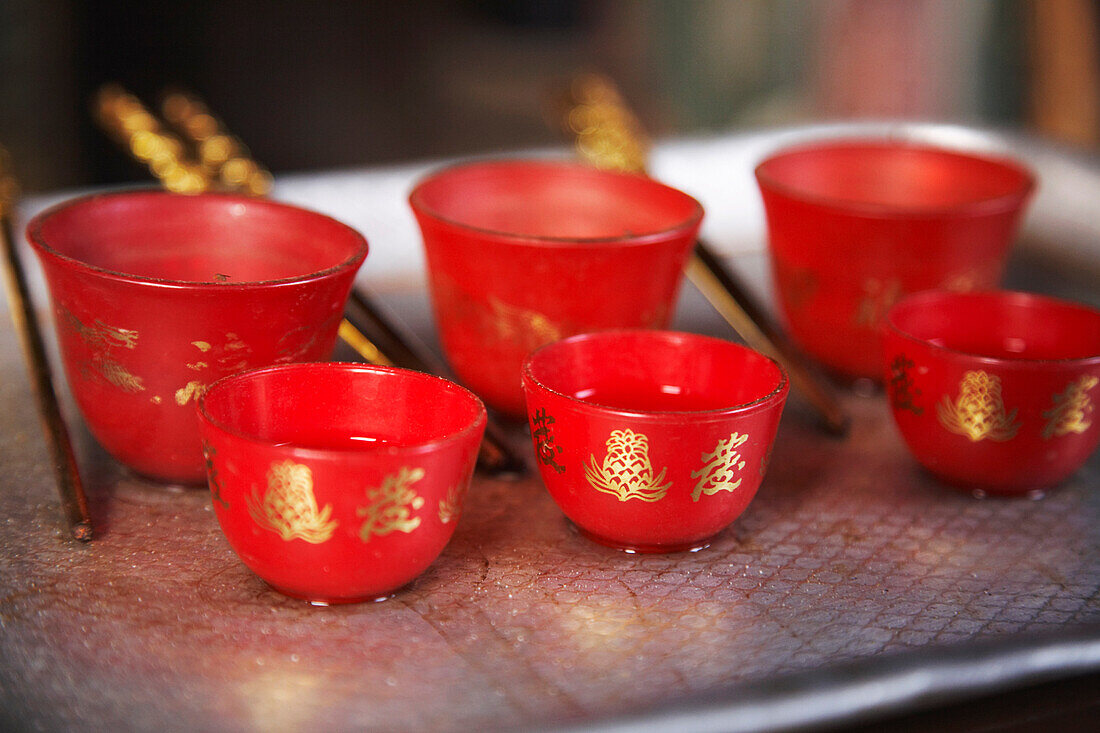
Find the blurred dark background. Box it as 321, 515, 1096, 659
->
1, 0, 1095, 193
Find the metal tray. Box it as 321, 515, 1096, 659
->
1, 123, 1097, 732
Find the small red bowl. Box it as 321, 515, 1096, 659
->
196, 363, 486, 603
521, 330, 788, 552
756, 140, 1035, 379
884, 290, 1100, 495
27, 191, 368, 483
410, 159, 703, 419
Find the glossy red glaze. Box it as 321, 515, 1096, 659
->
756, 141, 1034, 379
884, 290, 1100, 495
197, 363, 486, 603
410, 160, 703, 418
27, 191, 367, 484
522, 330, 788, 552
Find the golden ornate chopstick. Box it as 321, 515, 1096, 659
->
562, 75, 850, 435
0, 147, 92, 540
96, 85, 526, 476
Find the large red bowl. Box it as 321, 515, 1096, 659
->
27, 191, 367, 483
756, 141, 1035, 379
522, 330, 788, 552
884, 290, 1100, 495
410, 159, 703, 419
197, 363, 486, 603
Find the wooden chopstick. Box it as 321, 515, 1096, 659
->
561, 75, 850, 436
0, 147, 92, 540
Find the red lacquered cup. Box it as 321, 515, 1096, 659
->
756, 140, 1035, 379
27, 191, 367, 484
521, 330, 788, 552
197, 363, 486, 603
884, 290, 1100, 495
410, 159, 703, 419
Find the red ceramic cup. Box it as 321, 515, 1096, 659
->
410, 159, 703, 419
884, 290, 1100, 495
756, 140, 1035, 379
521, 330, 788, 552
197, 362, 486, 603
27, 191, 367, 484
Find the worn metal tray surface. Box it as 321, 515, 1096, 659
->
1, 124, 1098, 732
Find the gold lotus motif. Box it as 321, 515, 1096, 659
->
937, 370, 1020, 442
586, 429, 670, 503
248, 460, 337, 543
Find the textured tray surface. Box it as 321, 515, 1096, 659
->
2, 125, 1099, 731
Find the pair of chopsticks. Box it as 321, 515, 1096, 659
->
561, 75, 850, 436
94, 85, 525, 476
0, 147, 93, 540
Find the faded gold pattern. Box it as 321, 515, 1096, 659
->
173, 334, 255, 406
775, 261, 819, 312
61, 308, 145, 393
201, 440, 229, 510
357, 467, 426, 542
247, 460, 337, 543
888, 354, 924, 415
530, 407, 566, 474
586, 429, 670, 503
438, 481, 468, 524
1041, 375, 1098, 439
854, 278, 903, 328
690, 432, 749, 502
174, 380, 205, 406
937, 371, 1020, 442
488, 296, 564, 352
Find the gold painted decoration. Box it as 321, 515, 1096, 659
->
438, 481, 468, 524
357, 467, 426, 542
530, 407, 566, 474
775, 261, 819, 312
586, 429, 670, 503
691, 432, 749, 502
201, 440, 229, 510
1042, 375, 1098, 439
174, 380, 205, 406
887, 354, 924, 415
487, 295, 564, 352
248, 460, 337, 543
854, 277, 902, 328
937, 370, 1020, 442
61, 308, 145, 393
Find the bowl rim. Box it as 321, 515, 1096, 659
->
197, 362, 488, 459
521, 329, 790, 420
885, 289, 1100, 367
25, 189, 369, 289
754, 139, 1036, 220
408, 158, 704, 247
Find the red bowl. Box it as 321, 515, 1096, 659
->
756, 140, 1035, 379
410, 159, 703, 419
27, 191, 367, 484
197, 363, 486, 603
884, 290, 1100, 495
521, 330, 788, 552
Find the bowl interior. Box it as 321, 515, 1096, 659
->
200, 364, 485, 450
410, 160, 702, 241
889, 291, 1100, 361
30, 192, 366, 283
756, 142, 1033, 213
525, 331, 785, 413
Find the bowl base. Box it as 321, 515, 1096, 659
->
570, 522, 712, 554
267, 583, 398, 605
